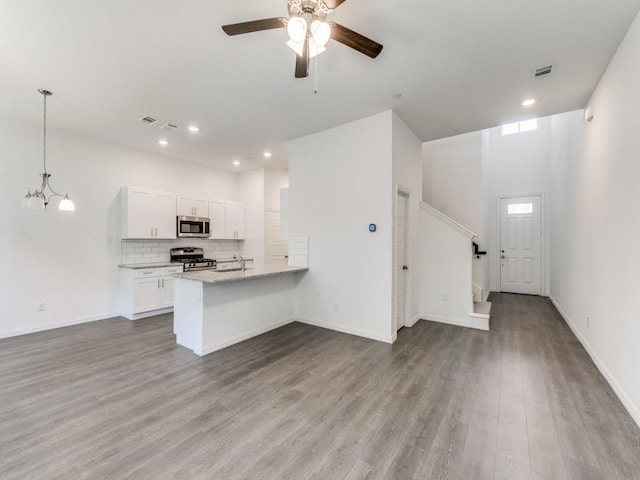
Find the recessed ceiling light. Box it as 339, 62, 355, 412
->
522, 98, 536, 107
392, 93, 402, 99
263, 152, 272, 158
233, 160, 240, 166
158, 139, 168, 146
188, 126, 200, 133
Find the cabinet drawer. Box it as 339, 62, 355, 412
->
162, 266, 183, 275
134, 268, 161, 279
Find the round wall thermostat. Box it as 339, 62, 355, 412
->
369, 224, 377, 232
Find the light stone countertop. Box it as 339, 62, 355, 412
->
173, 264, 308, 285
119, 262, 182, 269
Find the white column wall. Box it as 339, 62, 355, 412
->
288, 111, 395, 343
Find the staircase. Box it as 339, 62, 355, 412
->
470, 300, 491, 330
419, 202, 491, 331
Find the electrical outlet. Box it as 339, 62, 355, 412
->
37, 302, 46, 312
333, 302, 339, 311
442, 294, 448, 302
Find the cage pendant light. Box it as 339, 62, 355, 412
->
23, 89, 75, 211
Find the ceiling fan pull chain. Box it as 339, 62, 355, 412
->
313, 53, 319, 94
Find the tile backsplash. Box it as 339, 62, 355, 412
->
121, 238, 249, 265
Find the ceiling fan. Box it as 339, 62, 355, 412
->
221, 0, 383, 78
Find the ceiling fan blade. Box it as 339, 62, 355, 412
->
330, 23, 383, 58
323, 0, 349, 9
295, 37, 310, 78
222, 17, 285, 36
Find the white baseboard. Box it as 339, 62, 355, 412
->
419, 313, 470, 329
550, 296, 640, 429
296, 316, 395, 344
405, 314, 421, 328
0, 312, 120, 339
420, 313, 489, 332
195, 317, 295, 356
124, 307, 173, 321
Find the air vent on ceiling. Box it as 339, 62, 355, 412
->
532, 63, 557, 79
161, 123, 179, 131
139, 116, 157, 124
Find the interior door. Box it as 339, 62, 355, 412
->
500, 196, 542, 295
265, 210, 288, 264
396, 192, 408, 331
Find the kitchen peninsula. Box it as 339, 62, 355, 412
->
173, 264, 307, 356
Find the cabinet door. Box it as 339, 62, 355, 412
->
134, 277, 161, 313
177, 194, 195, 216
153, 191, 177, 239
209, 199, 226, 239
225, 201, 245, 239
123, 187, 153, 238
177, 195, 209, 217
193, 198, 209, 218
234, 203, 245, 239
159, 276, 175, 308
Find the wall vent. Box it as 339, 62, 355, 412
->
139, 116, 157, 124
161, 123, 179, 131
532, 63, 556, 79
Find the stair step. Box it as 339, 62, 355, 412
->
473, 301, 492, 316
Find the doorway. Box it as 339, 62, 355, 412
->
396, 190, 409, 331
265, 209, 288, 264
499, 195, 542, 295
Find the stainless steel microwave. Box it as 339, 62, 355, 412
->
177, 216, 210, 238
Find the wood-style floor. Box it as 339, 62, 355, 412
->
1, 293, 639, 479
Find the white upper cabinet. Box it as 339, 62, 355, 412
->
177, 194, 209, 218
225, 200, 245, 240
208, 199, 226, 239
121, 186, 177, 239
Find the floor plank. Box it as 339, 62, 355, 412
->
1, 294, 639, 479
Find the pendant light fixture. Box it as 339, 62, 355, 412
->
23, 89, 75, 211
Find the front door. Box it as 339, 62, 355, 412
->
500, 196, 542, 295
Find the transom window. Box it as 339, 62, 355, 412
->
508, 203, 533, 215
502, 118, 539, 136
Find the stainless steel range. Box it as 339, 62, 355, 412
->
170, 247, 217, 272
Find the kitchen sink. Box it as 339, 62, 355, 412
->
215, 267, 253, 273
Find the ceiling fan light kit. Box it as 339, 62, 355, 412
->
222, 0, 383, 78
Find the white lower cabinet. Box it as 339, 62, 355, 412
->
121, 266, 182, 320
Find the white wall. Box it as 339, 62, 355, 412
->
0, 116, 238, 337
264, 168, 289, 211
550, 11, 640, 425
239, 168, 265, 265
392, 112, 423, 326
288, 111, 395, 343
423, 131, 485, 235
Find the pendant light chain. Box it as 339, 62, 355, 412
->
42, 90, 47, 173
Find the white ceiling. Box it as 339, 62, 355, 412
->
1, 0, 639, 172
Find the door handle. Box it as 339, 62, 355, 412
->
402, 265, 408, 270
